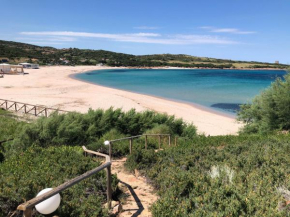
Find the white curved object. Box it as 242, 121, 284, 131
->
35, 188, 61, 214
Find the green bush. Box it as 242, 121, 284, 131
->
126, 134, 290, 216
125, 149, 157, 171
0, 110, 27, 141
0, 146, 117, 217
87, 128, 130, 157
238, 71, 290, 134
8, 108, 196, 156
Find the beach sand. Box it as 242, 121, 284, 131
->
0, 66, 243, 135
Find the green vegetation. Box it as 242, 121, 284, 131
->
0, 108, 195, 216
1, 40, 288, 69
7, 108, 194, 156
0, 146, 116, 217
2, 69, 290, 216
126, 134, 290, 216
0, 109, 27, 141
238, 71, 290, 134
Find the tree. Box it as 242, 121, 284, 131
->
238, 70, 290, 133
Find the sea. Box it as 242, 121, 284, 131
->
74, 69, 286, 116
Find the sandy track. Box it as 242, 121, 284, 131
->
112, 158, 158, 217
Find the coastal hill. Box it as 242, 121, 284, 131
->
0, 39, 288, 69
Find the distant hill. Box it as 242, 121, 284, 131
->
0, 40, 288, 69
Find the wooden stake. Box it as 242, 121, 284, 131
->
109, 143, 112, 159
129, 138, 132, 154
106, 166, 112, 209
23, 208, 32, 217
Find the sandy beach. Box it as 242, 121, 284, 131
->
0, 66, 243, 135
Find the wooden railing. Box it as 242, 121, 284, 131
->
0, 99, 68, 117
17, 146, 112, 217
108, 134, 173, 158
16, 133, 176, 216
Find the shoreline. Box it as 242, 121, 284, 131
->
70, 71, 236, 119
0, 66, 243, 136
107, 66, 287, 71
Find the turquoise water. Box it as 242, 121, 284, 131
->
74, 69, 286, 115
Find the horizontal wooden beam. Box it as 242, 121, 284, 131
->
109, 134, 170, 143
18, 146, 111, 211
18, 161, 111, 211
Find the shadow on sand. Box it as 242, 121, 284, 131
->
119, 180, 144, 217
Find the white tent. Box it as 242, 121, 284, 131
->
0, 64, 11, 73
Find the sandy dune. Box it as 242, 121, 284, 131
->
0, 66, 243, 135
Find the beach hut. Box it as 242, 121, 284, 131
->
19, 63, 39, 69
0, 63, 11, 74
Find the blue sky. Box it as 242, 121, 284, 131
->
1, 0, 289, 64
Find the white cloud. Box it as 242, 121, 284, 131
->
20, 31, 238, 45
199, 26, 214, 30
15, 36, 77, 42
26, 41, 65, 45
200, 27, 256, 35
134, 26, 160, 30
211, 28, 256, 34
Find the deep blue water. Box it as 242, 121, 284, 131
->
74, 69, 286, 115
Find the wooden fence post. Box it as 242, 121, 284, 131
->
168, 135, 171, 146
145, 135, 148, 149
109, 143, 112, 159
158, 136, 161, 149
45, 108, 47, 117
106, 166, 112, 209
5, 101, 8, 109
24, 104, 27, 114
34, 107, 37, 116
23, 208, 32, 217
14, 103, 17, 111
129, 138, 132, 154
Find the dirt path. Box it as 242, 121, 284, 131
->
111, 158, 158, 217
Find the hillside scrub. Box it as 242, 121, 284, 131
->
238, 71, 290, 134
1, 40, 288, 69
126, 134, 290, 216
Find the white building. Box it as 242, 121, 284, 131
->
0, 63, 11, 73
19, 63, 39, 69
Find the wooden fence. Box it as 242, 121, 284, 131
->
17, 133, 177, 216
17, 146, 112, 217
0, 99, 68, 117
108, 134, 174, 157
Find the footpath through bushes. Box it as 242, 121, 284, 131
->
0, 108, 196, 217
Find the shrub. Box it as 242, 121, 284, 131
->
0, 146, 117, 217
238, 71, 290, 134
126, 134, 290, 216
8, 108, 196, 155
0, 110, 27, 141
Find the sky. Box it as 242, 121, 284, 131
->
1, 0, 289, 64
